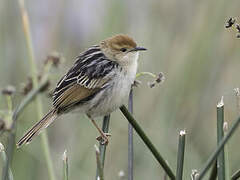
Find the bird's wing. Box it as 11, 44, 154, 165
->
52, 45, 119, 110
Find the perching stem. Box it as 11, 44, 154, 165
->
120, 105, 175, 180
128, 89, 134, 180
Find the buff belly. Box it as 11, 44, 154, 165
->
86, 74, 132, 117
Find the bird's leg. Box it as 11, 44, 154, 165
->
87, 115, 111, 145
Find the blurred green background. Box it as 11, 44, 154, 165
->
1, 0, 240, 179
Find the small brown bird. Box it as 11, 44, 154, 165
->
17, 34, 146, 147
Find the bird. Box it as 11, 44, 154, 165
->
16, 34, 147, 147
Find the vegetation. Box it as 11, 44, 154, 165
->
1, 1, 240, 180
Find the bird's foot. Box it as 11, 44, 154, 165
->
96, 133, 111, 145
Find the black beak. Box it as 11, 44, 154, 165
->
129, 47, 147, 52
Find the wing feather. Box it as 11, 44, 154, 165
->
52, 45, 119, 110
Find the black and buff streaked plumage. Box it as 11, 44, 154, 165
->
52, 45, 119, 110
17, 34, 146, 147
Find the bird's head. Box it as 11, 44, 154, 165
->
100, 34, 146, 66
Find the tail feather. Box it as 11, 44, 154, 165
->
16, 109, 58, 148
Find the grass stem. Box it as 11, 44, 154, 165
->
119, 105, 175, 180
2, 79, 48, 180
128, 89, 134, 180
1, 143, 14, 180
217, 97, 225, 180
197, 116, 240, 180
18, 1, 55, 180
231, 169, 240, 180
95, 115, 110, 180
176, 130, 186, 180
62, 150, 69, 180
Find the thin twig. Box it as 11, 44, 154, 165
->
119, 105, 175, 180
128, 89, 134, 180
95, 145, 104, 180
176, 130, 186, 180
18, 1, 55, 180
2, 79, 48, 180
217, 97, 225, 180
96, 115, 110, 180
197, 116, 240, 180
62, 150, 68, 180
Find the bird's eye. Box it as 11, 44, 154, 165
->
120, 48, 127, 52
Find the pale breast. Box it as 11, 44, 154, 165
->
87, 54, 138, 117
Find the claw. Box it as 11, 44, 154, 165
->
96, 133, 111, 145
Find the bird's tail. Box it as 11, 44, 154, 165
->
16, 109, 58, 148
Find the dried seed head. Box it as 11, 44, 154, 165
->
225, 17, 236, 28
22, 76, 50, 95
22, 77, 33, 95
148, 72, 165, 88
236, 24, 240, 32
156, 72, 165, 83
44, 52, 62, 67
1, 85, 16, 95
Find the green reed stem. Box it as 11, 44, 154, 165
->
217, 99, 225, 180
62, 150, 69, 180
176, 130, 186, 180
2, 79, 48, 180
119, 105, 175, 180
128, 89, 134, 180
231, 169, 240, 180
197, 116, 240, 180
95, 115, 110, 180
18, 1, 55, 180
